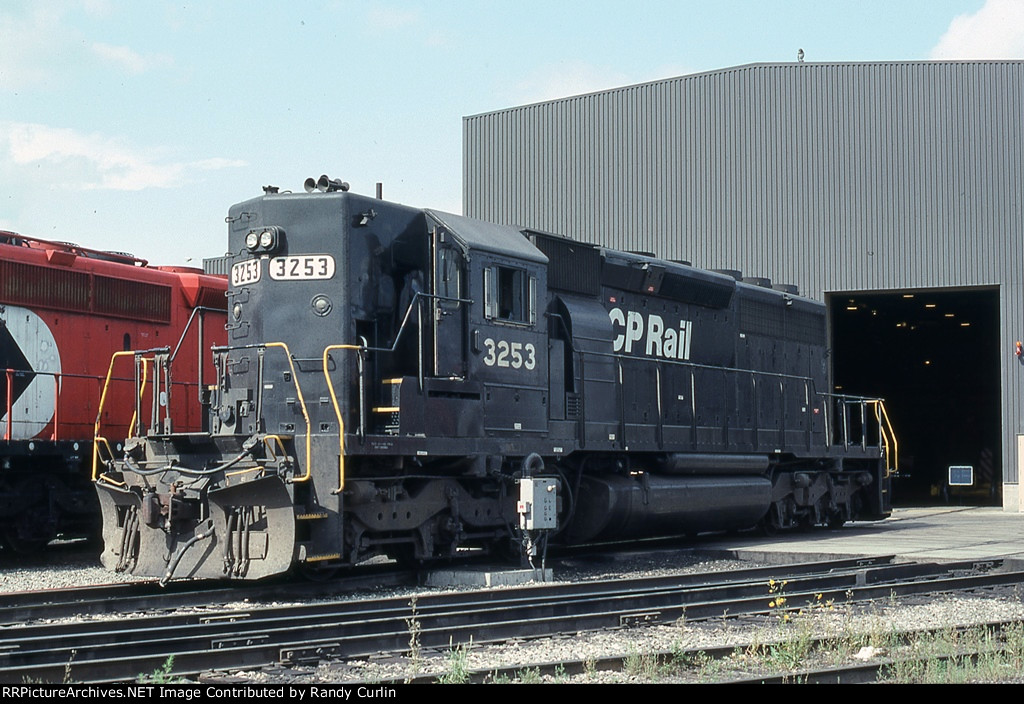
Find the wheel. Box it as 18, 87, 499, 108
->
296, 561, 342, 581
760, 503, 783, 536
827, 509, 847, 529
1, 523, 53, 554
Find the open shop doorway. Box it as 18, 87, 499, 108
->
827, 287, 1001, 506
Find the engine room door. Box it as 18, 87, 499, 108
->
431, 228, 466, 378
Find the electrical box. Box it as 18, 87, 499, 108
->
517, 478, 558, 530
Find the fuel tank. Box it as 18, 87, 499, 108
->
566, 473, 771, 543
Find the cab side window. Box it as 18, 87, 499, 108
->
484, 265, 536, 325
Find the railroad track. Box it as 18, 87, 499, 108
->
0, 565, 417, 625
374, 618, 1024, 684
2, 555, 1018, 683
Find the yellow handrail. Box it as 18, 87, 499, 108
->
127, 357, 150, 443
264, 342, 313, 483
869, 399, 899, 477
92, 351, 138, 480
96, 472, 126, 488
322, 343, 363, 493
262, 433, 288, 462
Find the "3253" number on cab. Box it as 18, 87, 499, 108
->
482, 338, 536, 370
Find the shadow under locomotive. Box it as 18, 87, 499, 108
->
94, 179, 896, 582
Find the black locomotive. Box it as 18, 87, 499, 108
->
95, 178, 895, 581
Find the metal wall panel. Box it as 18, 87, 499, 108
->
463, 61, 1024, 488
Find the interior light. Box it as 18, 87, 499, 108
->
925, 303, 937, 308
944, 313, 955, 318
846, 305, 858, 311
961, 322, 971, 327
902, 294, 915, 299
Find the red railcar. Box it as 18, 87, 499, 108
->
0, 231, 226, 551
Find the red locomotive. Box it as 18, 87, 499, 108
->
0, 231, 226, 551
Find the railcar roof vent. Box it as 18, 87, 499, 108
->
742, 277, 773, 288
525, 229, 600, 296
713, 269, 743, 280
772, 283, 800, 295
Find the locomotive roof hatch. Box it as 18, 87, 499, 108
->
424, 210, 547, 264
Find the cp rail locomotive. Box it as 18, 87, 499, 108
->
95, 177, 896, 581
0, 232, 227, 551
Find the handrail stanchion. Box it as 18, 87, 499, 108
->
323, 343, 364, 493
51, 372, 59, 441
4, 369, 11, 442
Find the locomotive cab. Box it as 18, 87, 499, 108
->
95, 188, 562, 579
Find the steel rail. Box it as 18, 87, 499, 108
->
0, 557, 1014, 683
0, 567, 418, 625
370, 617, 1024, 684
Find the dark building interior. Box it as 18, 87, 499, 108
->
829, 287, 1001, 506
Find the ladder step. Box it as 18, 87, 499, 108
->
296, 512, 329, 520
303, 553, 342, 563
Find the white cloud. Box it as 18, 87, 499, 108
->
2, 122, 245, 191
0, 5, 172, 90
366, 7, 420, 30
92, 42, 173, 75
0, 6, 70, 90
931, 0, 1024, 59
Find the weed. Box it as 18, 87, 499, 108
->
688, 650, 728, 682
765, 578, 794, 638
516, 667, 542, 684
137, 656, 179, 684
882, 623, 1024, 684
64, 649, 77, 684
623, 647, 658, 680
436, 637, 472, 684
674, 606, 687, 630
404, 596, 422, 683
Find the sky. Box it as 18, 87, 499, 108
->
1, 0, 1022, 266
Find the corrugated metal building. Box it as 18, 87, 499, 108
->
463, 61, 1024, 510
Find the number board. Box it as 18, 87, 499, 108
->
231, 259, 261, 286
269, 255, 336, 281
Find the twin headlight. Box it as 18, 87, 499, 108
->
245, 227, 282, 253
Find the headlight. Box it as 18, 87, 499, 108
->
244, 226, 282, 253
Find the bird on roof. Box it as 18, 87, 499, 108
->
797, 48, 805, 62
